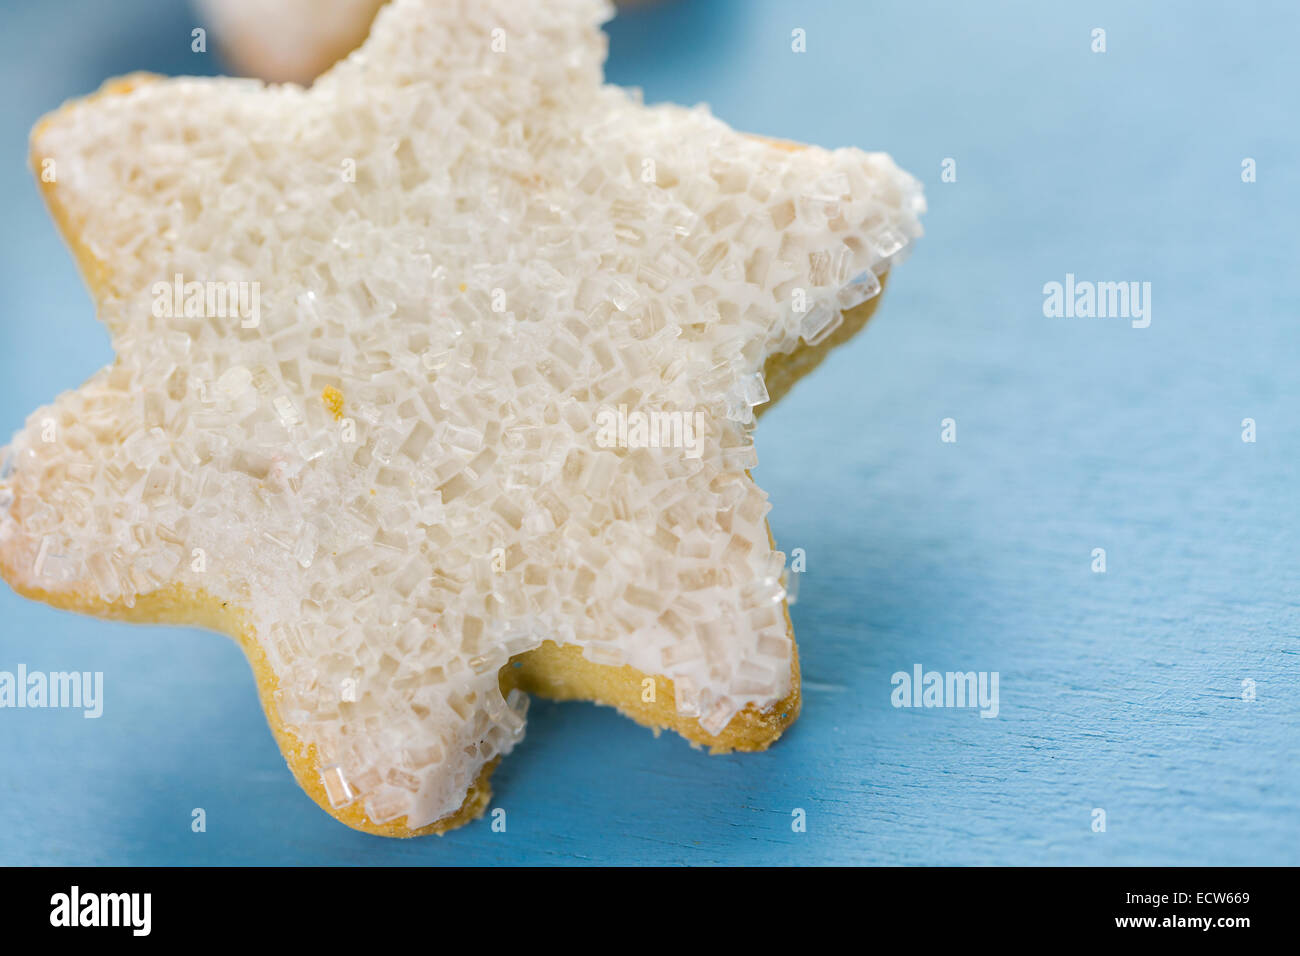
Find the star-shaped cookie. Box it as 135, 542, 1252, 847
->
1, 0, 923, 834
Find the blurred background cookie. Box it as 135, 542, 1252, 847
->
195, 0, 662, 84
194, 0, 387, 84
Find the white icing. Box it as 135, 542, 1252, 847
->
1, 0, 923, 828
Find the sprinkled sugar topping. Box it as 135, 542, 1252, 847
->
0, 0, 923, 828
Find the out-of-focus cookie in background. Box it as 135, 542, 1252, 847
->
194, 0, 666, 85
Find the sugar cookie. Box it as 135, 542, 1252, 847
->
2, 0, 923, 834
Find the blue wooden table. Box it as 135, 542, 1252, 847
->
1, 0, 1296, 866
